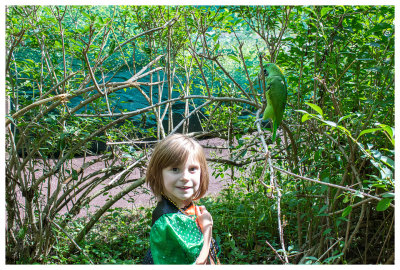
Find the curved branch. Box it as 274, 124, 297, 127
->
272, 165, 394, 208
5, 93, 70, 127
74, 95, 258, 117
68, 177, 145, 254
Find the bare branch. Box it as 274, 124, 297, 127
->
51, 221, 94, 264
83, 52, 104, 95
6, 93, 70, 127
272, 165, 394, 208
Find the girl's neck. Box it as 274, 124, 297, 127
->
162, 193, 192, 209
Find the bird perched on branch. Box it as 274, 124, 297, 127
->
256, 63, 287, 142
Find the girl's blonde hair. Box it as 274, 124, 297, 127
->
146, 134, 209, 200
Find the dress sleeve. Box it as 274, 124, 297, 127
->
150, 213, 204, 264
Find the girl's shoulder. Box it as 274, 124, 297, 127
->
151, 197, 179, 225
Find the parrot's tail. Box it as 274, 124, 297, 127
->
271, 121, 278, 142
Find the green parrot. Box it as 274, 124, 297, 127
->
257, 63, 287, 142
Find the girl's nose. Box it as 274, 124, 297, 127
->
182, 170, 190, 181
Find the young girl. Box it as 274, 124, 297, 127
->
142, 133, 220, 264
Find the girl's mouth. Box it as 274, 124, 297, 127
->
178, 186, 192, 190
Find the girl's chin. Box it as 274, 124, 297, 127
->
174, 195, 194, 206
178, 194, 193, 202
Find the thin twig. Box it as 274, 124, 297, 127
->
376, 214, 394, 263
272, 165, 394, 208
317, 237, 343, 263
51, 221, 94, 264
127, 55, 164, 82
6, 93, 70, 126
258, 157, 272, 189
255, 108, 289, 264
108, 156, 145, 185
83, 50, 104, 96
118, 17, 178, 49
74, 95, 257, 118
327, 198, 374, 216
170, 100, 213, 135
39, 71, 79, 100
265, 239, 285, 264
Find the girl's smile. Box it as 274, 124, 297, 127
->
162, 153, 201, 208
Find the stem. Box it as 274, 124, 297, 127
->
52, 221, 94, 264
68, 177, 145, 254
255, 108, 289, 264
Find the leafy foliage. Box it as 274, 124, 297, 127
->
6, 5, 394, 265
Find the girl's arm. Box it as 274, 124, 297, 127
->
195, 206, 213, 264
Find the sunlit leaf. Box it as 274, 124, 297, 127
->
357, 128, 382, 140
320, 7, 331, 17
305, 102, 323, 116
302, 113, 313, 122
321, 120, 337, 127
227, 54, 240, 63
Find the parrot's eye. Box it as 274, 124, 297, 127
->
263, 69, 268, 76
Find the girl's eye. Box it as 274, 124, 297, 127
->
189, 166, 199, 172
171, 168, 179, 172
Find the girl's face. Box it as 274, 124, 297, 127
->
162, 153, 201, 208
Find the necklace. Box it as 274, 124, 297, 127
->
161, 193, 196, 220
161, 193, 220, 264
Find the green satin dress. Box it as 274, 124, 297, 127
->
143, 196, 220, 264
150, 212, 204, 264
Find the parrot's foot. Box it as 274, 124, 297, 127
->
254, 118, 271, 129
254, 118, 263, 127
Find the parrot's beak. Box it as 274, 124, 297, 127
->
263, 68, 269, 77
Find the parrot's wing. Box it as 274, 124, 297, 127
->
268, 76, 287, 128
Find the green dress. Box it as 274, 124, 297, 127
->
150, 212, 204, 264
142, 196, 220, 264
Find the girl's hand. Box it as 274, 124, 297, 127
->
195, 205, 213, 232
195, 205, 214, 264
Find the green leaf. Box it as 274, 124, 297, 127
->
342, 205, 352, 217
108, 40, 116, 55
305, 102, 323, 116
354, 190, 364, 199
343, 195, 349, 203
81, 11, 91, 20
321, 120, 337, 127
357, 58, 374, 61
318, 205, 328, 216
227, 54, 240, 63
357, 128, 381, 140
377, 124, 394, 145
337, 125, 352, 136
322, 228, 332, 236
380, 156, 394, 169
71, 169, 78, 180
338, 113, 354, 123
305, 256, 318, 261
301, 113, 313, 122
376, 198, 392, 211
382, 192, 395, 198
257, 212, 266, 223
321, 7, 331, 17
323, 253, 344, 264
